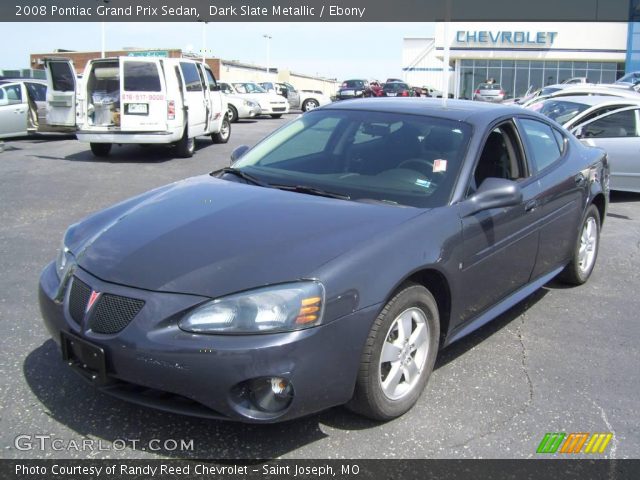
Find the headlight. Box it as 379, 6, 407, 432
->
243, 100, 257, 107
179, 281, 325, 334
55, 241, 75, 281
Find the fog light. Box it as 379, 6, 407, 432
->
249, 377, 294, 413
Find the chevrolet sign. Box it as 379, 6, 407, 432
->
456, 31, 558, 45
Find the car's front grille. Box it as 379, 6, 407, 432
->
272, 107, 286, 112
88, 294, 145, 334
68, 277, 91, 326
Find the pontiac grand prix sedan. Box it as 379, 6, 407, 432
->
39, 99, 608, 422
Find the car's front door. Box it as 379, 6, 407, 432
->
574, 107, 640, 193
283, 83, 300, 109
457, 121, 541, 324
43, 58, 77, 127
201, 64, 223, 129
0, 83, 27, 138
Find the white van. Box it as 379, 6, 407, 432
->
44, 56, 230, 157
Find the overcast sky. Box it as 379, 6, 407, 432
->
1, 22, 435, 80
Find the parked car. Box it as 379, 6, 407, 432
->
561, 77, 590, 85
364, 81, 384, 98
474, 83, 506, 102
217, 85, 261, 123
259, 81, 331, 112
0, 78, 74, 138
337, 79, 368, 100
44, 57, 230, 158
615, 71, 640, 87
382, 81, 412, 97
524, 84, 640, 107
39, 98, 608, 423
527, 95, 640, 131
221, 82, 289, 118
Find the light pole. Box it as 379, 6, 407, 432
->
100, 0, 110, 58
263, 34, 272, 80
198, 19, 208, 63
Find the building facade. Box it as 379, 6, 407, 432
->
403, 22, 629, 99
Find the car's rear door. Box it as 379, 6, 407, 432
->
457, 120, 542, 325
200, 63, 224, 131
0, 82, 27, 138
43, 58, 77, 127
517, 117, 585, 278
119, 57, 167, 132
574, 107, 640, 192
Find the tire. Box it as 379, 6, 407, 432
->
90, 143, 111, 157
175, 126, 195, 158
348, 283, 440, 421
302, 99, 319, 112
227, 104, 238, 123
559, 204, 601, 285
270, 114, 283, 119
211, 115, 231, 144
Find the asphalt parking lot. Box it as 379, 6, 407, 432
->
0, 115, 639, 460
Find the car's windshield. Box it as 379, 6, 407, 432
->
233, 82, 267, 94
528, 99, 591, 124
343, 80, 365, 89
231, 109, 471, 208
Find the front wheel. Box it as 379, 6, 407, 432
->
302, 99, 319, 112
90, 143, 111, 157
270, 114, 283, 119
559, 204, 601, 285
227, 105, 238, 123
348, 283, 439, 421
212, 115, 231, 144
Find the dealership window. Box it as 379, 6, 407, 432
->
457, 59, 624, 99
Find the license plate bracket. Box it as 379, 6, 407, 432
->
61, 331, 108, 385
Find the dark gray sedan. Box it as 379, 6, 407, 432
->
39, 99, 608, 422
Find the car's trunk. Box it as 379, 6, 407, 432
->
86, 60, 121, 129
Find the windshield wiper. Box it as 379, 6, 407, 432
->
271, 184, 351, 200
212, 167, 270, 188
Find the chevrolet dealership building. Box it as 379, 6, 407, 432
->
403, 22, 630, 99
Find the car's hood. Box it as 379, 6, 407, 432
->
71, 175, 421, 298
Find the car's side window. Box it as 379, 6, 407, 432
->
26, 82, 47, 102
470, 122, 526, 193
581, 109, 639, 138
203, 67, 217, 91
179, 62, 203, 92
0, 84, 23, 106
218, 82, 232, 95
520, 118, 562, 173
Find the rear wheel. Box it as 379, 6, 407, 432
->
175, 126, 195, 158
227, 104, 238, 123
270, 114, 283, 119
302, 99, 319, 112
348, 283, 439, 421
89, 143, 111, 157
212, 115, 231, 144
559, 204, 601, 285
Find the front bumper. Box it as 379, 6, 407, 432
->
38, 262, 375, 422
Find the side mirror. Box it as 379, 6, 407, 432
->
211, 84, 221, 92
230, 145, 250, 164
572, 126, 584, 139
461, 178, 523, 217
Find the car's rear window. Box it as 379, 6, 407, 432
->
528, 99, 590, 124
123, 61, 161, 92
49, 62, 75, 92
232, 109, 471, 208
478, 83, 501, 90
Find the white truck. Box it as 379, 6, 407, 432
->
44, 56, 230, 157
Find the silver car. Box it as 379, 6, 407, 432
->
218, 83, 261, 123
473, 83, 505, 102
0, 79, 72, 139
572, 105, 640, 193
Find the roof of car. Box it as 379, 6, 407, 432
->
323, 98, 529, 123
537, 95, 640, 107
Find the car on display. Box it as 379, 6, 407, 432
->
259, 81, 331, 112
382, 81, 412, 97
44, 57, 230, 158
219, 81, 289, 118
522, 84, 640, 107
39, 98, 608, 423
0, 78, 73, 138
561, 77, 590, 85
473, 83, 506, 102
337, 79, 368, 100
216, 85, 261, 123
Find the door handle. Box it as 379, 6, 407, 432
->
525, 199, 538, 213
575, 173, 586, 186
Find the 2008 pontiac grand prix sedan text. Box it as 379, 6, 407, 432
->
39, 98, 609, 422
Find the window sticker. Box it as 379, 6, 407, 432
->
433, 159, 447, 173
